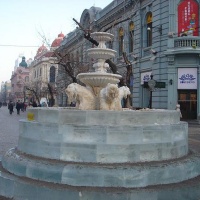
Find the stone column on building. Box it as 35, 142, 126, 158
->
169, 0, 176, 33
167, 55, 177, 110
197, 67, 200, 122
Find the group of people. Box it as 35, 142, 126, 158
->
8, 101, 27, 115
7, 100, 48, 115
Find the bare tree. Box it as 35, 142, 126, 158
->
25, 80, 42, 105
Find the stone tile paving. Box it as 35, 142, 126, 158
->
0, 106, 27, 157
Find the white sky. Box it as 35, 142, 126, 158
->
0, 0, 112, 84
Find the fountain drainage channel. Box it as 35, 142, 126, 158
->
1, 32, 200, 200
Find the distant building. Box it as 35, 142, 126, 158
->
19, 56, 28, 68
0, 81, 11, 103
29, 32, 64, 106
14, 53, 24, 71
10, 57, 30, 103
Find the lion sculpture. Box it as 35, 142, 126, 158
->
115, 86, 131, 110
99, 83, 119, 110
65, 83, 96, 110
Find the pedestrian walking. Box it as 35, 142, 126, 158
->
176, 104, 182, 118
8, 101, 14, 115
32, 101, 38, 107
21, 102, 25, 112
16, 101, 21, 115
24, 102, 27, 111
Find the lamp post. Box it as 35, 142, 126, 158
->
148, 74, 156, 109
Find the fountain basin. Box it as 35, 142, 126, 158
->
13, 108, 188, 163
90, 32, 114, 42
87, 48, 116, 60
77, 72, 121, 87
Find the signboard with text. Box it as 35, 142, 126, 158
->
178, 68, 197, 89
178, 0, 199, 36
141, 71, 152, 85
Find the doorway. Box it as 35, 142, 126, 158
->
178, 90, 197, 119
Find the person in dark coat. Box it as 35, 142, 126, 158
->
32, 101, 38, 107
16, 101, 21, 115
8, 101, 14, 115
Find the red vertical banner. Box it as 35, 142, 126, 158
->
178, 0, 199, 36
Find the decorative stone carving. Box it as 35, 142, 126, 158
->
65, 83, 96, 110
99, 83, 119, 110
115, 86, 131, 110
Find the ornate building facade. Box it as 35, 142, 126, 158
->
10, 57, 30, 103
58, 0, 200, 120
29, 33, 64, 106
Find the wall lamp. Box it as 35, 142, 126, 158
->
147, 25, 162, 35
169, 79, 173, 85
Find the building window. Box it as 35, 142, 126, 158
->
81, 45, 84, 62
76, 50, 79, 62
107, 41, 113, 49
129, 21, 134, 53
76, 50, 79, 67
146, 12, 152, 47
25, 76, 29, 82
34, 70, 36, 78
39, 68, 42, 76
119, 27, 124, 56
49, 66, 56, 83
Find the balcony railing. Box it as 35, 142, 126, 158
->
174, 37, 200, 48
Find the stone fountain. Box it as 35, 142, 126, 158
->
1, 32, 200, 200
64, 32, 129, 111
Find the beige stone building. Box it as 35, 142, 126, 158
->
29, 33, 64, 106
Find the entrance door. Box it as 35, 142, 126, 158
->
178, 90, 197, 119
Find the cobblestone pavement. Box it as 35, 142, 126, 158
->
0, 106, 199, 158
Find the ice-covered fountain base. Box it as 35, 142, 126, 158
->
1, 108, 200, 200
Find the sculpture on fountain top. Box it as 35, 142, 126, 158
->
65, 83, 96, 110
99, 83, 119, 110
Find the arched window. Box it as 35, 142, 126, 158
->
76, 50, 79, 62
81, 45, 84, 62
25, 76, 29, 82
71, 53, 74, 62
107, 40, 113, 49
129, 21, 134, 53
119, 27, 124, 56
49, 66, 56, 83
146, 12, 152, 47
39, 68, 42, 76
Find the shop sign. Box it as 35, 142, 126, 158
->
178, 68, 197, 89
178, 0, 199, 36
141, 71, 152, 84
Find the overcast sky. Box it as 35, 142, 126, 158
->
0, 0, 112, 85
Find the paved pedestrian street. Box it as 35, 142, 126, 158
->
0, 106, 27, 158
0, 106, 199, 158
